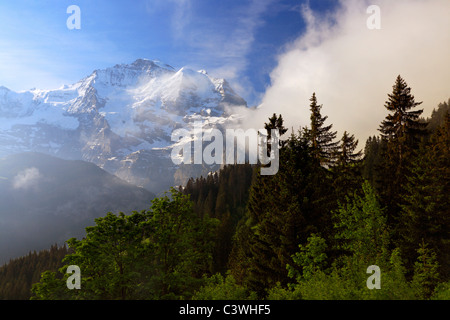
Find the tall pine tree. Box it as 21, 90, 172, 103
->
377, 75, 427, 228
230, 110, 338, 297
304, 93, 339, 167
229, 131, 316, 297
264, 113, 288, 144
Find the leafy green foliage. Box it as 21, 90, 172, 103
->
412, 241, 440, 299
333, 181, 390, 265
30, 270, 72, 300
431, 281, 450, 300
192, 273, 257, 300
31, 188, 218, 300
287, 234, 328, 282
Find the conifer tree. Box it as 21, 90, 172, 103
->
233, 132, 314, 297
377, 75, 427, 227
426, 99, 450, 132
264, 113, 288, 148
333, 131, 363, 198
0, 245, 70, 300
412, 241, 440, 299
304, 93, 338, 167
229, 125, 334, 297
362, 135, 384, 189
335, 131, 362, 166
379, 75, 426, 153
182, 164, 254, 274
302, 94, 340, 236
400, 113, 450, 279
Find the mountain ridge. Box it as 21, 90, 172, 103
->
0, 59, 249, 194
0, 152, 155, 265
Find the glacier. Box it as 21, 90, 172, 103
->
0, 58, 249, 194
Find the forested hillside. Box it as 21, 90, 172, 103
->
0, 245, 70, 299
1, 75, 448, 300
181, 164, 255, 274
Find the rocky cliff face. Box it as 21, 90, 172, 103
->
0, 59, 248, 194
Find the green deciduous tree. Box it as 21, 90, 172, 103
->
139, 189, 219, 299
287, 233, 328, 282
31, 189, 218, 300
333, 181, 390, 266
192, 272, 257, 300
30, 270, 73, 300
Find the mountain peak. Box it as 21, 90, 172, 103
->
131, 58, 175, 71
83, 59, 176, 89
0, 58, 249, 194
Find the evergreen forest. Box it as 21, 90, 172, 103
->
1, 75, 449, 300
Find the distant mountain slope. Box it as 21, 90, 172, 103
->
0, 152, 155, 265
0, 59, 249, 194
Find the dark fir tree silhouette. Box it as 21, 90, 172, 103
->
229, 131, 317, 297
333, 131, 363, 199
229, 110, 338, 297
335, 131, 362, 166
377, 75, 427, 229
362, 135, 384, 189
379, 75, 427, 154
304, 93, 338, 167
264, 113, 288, 146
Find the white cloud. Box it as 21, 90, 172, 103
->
247, 0, 450, 147
12, 167, 43, 190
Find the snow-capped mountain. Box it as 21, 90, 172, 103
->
0, 59, 248, 194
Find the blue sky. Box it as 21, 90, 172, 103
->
0, 0, 338, 106
2, 0, 447, 144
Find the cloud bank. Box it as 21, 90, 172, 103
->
247, 0, 450, 147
